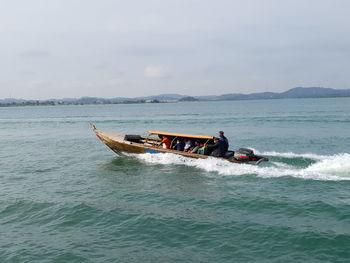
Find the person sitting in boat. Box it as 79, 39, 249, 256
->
190, 141, 201, 153
209, 131, 229, 157
190, 141, 207, 154
184, 139, 193, 152
158, 135, 171, 149
173, 139, 185, 151
204, 138, 218, 155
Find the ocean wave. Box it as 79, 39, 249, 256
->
133, 152, 350, 181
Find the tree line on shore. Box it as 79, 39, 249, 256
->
0, 99, 163, 107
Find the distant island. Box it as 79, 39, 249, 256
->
1, 87, 350, 107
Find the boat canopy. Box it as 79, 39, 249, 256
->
147, 131, 214, 140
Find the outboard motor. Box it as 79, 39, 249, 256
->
232, 148, 268, 164
234, 148, 254, 161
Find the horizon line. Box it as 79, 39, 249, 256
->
2, 86, 348, 101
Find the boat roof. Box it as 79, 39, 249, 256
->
147, 130, 214, 140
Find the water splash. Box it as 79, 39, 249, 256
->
134, 152, 350, 181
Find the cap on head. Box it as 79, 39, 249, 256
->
219, 131, 224, 135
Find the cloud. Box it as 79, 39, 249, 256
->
1, 0, 350, 99
143, 65, 164, 78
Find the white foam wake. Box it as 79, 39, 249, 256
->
134, 152, 350, 181
304, 154, 350, 177
251, 149, 328, 160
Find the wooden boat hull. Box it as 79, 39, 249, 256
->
93, 127, 268, 164
94, 129, 209, 158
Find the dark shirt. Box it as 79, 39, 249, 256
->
219, 136, 229, 153
174, 141, 185, 151
210, 136, 229, 157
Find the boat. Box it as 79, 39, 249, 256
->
92, 124, 268, 164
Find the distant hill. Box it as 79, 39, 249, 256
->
278, 87, 350, 98
179, 96, 198, 101
1, 87, 350, 106
194, 87, 350, 100
135, 94, 187, 101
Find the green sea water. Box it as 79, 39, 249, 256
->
0, 98, 349, 262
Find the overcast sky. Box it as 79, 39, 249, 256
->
0, 0, 349, 99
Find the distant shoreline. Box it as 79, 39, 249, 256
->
1, 95, 350, 108
1, 87, 350, 107
0, 99, 166, 107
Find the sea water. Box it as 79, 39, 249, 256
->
0, 98, 349, 262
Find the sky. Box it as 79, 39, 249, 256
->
0, 0, 349, 99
